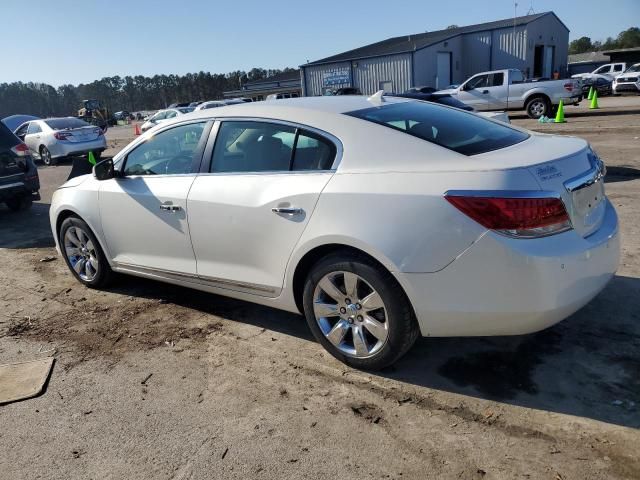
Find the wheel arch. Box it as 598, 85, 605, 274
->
524, 92, 551, 108
54, 208, 112, 265
290, 242, 407, 315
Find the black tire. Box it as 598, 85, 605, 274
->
40, 146, 55, 166
525, 96, 551, 119
58, 216, 114, 288
94, 150, 103, 160
302, 252, 420, 370
5, 196, 32, 211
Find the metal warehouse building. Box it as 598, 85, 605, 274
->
301, 11, 569, 96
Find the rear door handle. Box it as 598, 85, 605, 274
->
272, 207, 303, 215
160, 204, 182, 212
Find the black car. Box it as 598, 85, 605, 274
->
0, 121, 40, 211
581, 77, 612, 97
388, 91, 474, 111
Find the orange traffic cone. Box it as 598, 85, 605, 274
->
134, 123, 141, 135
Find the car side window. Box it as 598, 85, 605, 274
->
123, 122, 206, 176
211, 121, 295, 173
467, 75, 489, 89
27, 122, 42, 134
152, 111, 166, 121
15, 124, 29, 137
210, 121, 337, 173
614, 64, 623, 72
166, 111, 178, 119
489, 73, 504, 86
292, 130, 336, 171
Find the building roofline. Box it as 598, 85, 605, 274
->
301, 11, 567, 68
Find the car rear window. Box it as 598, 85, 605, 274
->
346, 101, 528, 156
45, 118, 91, 130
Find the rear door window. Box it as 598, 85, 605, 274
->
346, 101, 529, 156
210, 121, 337, 173
27, 122, 42, 134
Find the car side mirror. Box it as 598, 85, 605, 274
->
93, 158, 117, 181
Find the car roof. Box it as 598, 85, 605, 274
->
183, 95, 411, 121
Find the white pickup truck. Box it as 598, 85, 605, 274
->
572, 63, 627, 81
438, 69, 581, 119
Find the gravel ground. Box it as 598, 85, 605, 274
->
0, 97, 639, 480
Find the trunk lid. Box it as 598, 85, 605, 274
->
58, 126, 101, 143
524, 138, 606, 238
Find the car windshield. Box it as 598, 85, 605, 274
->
45, 118, 91, 130
346, 101, 529, 156
177, 107, 195, 114
625, 64, 640, 73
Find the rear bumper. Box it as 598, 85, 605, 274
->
49, 138, 107, 159
0, 178, 40, 201
398, 200, 619, 337
560, 94, 582, 104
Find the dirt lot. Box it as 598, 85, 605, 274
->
1, 97, 639, 479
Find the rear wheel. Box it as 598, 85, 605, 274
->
59, 216, 114, 288
525, 96, 551, 119
5, 196, 32, 211
40, 146, 55, 166
302, 253, 419, 370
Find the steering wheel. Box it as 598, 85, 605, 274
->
165, 154, 193, 175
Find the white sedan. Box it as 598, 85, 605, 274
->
49, 96, 620, 369
140, 107, 195, 132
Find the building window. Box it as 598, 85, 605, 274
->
379, 81, 393, 93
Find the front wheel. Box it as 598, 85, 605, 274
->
59, 216, 114, 288
525, 96, 551, 119
302, 253, 419, 370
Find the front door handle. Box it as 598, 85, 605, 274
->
160, 204, 182, 212
272, 206, 303, 215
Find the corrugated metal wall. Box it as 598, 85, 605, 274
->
352, 54, 412, 95
303, 62, 352, 96
302, 54, 412, 96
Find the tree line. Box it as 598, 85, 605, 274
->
569, 27, 640, 55
0, 67, 297, 119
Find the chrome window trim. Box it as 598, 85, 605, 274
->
203, 116, 343, 174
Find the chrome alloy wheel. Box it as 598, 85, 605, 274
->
529, 99, 546, 117
313, 271, 389, 358
64, 226, 99, 281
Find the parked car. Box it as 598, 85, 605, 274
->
580, 76, 612, 97
50, 96, 619, 369
14, 117, 106, 166
113, 111, 133, 121
405, 86, 437, 94
438, 69, 581, 118
167, 102, 192, 108
0, 120, 39, 211
612, 63, 640, 95
266, 93, 300, 100
195, 101, 227, 111
572, 63, 627, 82
389, 91, 510, 123
140, 107, 195, 132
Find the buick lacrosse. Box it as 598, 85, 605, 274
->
50, 95, 619, 369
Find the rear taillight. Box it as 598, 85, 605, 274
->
54, 131, 72, 140
445, 194, 572, 238
563, 82, 574, 92
10, 143, 30, 157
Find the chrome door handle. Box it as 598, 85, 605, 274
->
272, 207, 303, 215
160, 204, 182, 212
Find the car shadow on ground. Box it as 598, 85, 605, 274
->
3, 198, 638, 429
104, 271, 640, 430
0, 203, 54, 249
604, 166, 640, 183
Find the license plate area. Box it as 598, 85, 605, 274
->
572, 179, 604, 218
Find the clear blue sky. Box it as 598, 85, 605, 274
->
2, 0, 638, 86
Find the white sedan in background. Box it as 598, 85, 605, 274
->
140, 107, 195, 132
49, 96, 619, 369
14, 117, 106, 166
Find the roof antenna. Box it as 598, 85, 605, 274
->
527, 0, 535, 15
367, 90, 386, 104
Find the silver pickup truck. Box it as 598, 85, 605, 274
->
438, 69, 581, 119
